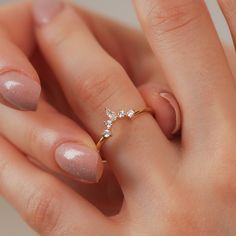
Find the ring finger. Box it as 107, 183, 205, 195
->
74, 5, 181, 138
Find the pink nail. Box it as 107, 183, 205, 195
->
55, 143, 103, 183
0, 71, 41, 111
32, 0, 63, 26
160, 92, 181, 135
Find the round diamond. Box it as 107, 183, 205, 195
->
127, 109, 135, 118
104, 120, 112, 128
118, 110, 126, 118
103, 129, 112, 138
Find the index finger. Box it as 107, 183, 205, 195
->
0, 1, 41, 110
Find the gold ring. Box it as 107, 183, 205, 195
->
96, 107, 153, 151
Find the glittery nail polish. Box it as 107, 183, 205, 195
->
55, 143, 103, 183
0, 71, 41, 111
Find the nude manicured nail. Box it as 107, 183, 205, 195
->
0, 71, 41, 111
55, 143, 103, 183
160, 92, 181, 135
33, 0, 63, 25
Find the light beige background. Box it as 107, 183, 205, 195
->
0, 0, 235, 235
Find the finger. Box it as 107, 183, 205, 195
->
0, 137, 114, 235
0, 99, 104, 183
0, 2, 41, 111
74, 6, 181, 137
139, 83, 181, 138
0, 1, 34, 56
67, 164, 123, 216
133, 0, 236, 144
218, 0, 236, 48
73, 5, 164, 85
33, 0, 178, 198
27, 154, 123, 216
1, 0, 182, 137
0, 35, 41, 111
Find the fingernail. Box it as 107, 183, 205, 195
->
55, 143, 103, 183
32, 0, 63, 26
0, 71, 41, 111
160, 92, 181, 135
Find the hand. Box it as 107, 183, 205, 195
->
0, 1, 180, 216
2, 0, 236, 235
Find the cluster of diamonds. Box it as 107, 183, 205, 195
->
102, 108, 136, 139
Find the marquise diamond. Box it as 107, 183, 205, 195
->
106, 108, 117, 121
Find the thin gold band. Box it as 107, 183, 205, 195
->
96, 107, 153, 152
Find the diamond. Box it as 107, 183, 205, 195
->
127, 109, 135, 118
118, 110, 126, 118
106, 108, 117, 121
103, 129, 112, 138
104, 120, 112, 129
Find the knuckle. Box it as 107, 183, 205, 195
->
25, 183, 61, 234
144, 0, 202, 38
74, 63, 124, 111
44, 21, 78, 51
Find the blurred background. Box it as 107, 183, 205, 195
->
0, 0, 234, 235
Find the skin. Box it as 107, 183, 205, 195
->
1, 0, 236, 235
0, 1, 179, 215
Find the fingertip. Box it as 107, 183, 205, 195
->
139, 84, 181, 138
32, 0, 64, 26
0, 71, 41, 111
55, 142, 104, 184
160, 92, 181, 136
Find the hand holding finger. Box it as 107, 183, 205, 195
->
2, 1, 236, 235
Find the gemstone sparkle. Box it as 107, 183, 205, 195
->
118, 110, 126, 118
104, 120, 112, 129
103, 129, 112, 138
106, 108, 117, 121
127, 109, 135, 118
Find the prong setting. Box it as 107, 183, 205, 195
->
102, 108, 136, 139
106, 108, 117, 121
103, 129, 112, 138
104, 120, 112, 129
127, 109, 135, 118
97, 107, 153, 151
118, 110, 126, 118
